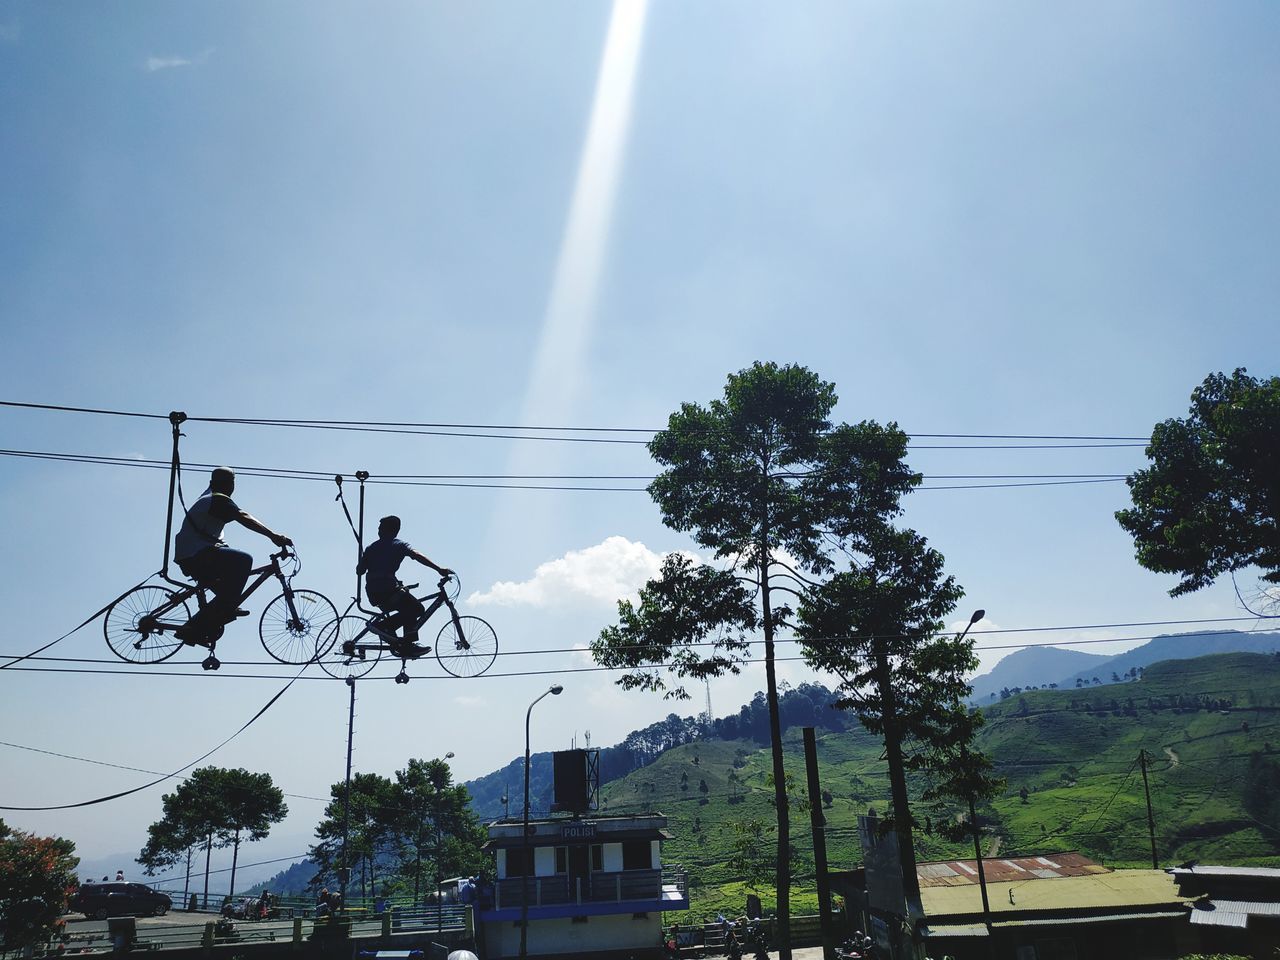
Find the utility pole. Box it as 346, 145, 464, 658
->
962, 746, 995, 960
1139, 749, 1158, 869
340, 677, 357, 909
802, 728, 836, 960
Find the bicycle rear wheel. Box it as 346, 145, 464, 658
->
436, 615, 497, 678
104, 586, 189, 664
259, 589, 338, 664
315, 616, 381, 680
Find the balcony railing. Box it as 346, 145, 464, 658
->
492, 868, 687, 910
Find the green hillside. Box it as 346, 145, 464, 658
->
594, 652, 1280, 920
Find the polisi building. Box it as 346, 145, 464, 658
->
477, 748, 689, 959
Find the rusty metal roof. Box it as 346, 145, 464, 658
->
917, 852, 1108, 887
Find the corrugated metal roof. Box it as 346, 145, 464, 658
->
924, 912, 1188, 939
1000, 911, 1187, 928
917, 851, 1106, 887
1194, 900, 1280, 917
921, 923, 989, 938
1172, 866, 1280, 879
921, 869, 1192, 918
1190, 910, 1249, 928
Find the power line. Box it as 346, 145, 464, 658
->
0, 663, 311, 810
3, 623, 1275, 672
0, 447, 1135, 493
0, 400, 1152, 447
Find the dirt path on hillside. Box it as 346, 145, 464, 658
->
986, 836, 1002, 857
1164, 746, 1180, 766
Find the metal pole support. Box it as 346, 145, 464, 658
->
161, 411, 187, 578
340, 677, 357, 909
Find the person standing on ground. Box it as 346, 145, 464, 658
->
356, 516, 452, 657
174, 467, 292, 644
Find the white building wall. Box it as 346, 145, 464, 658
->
602, 842, 623, 872
483, 913, 662, 958
534, 846, 557, 877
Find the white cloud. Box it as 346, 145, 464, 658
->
468, 536, 697, 609
145, 48, 213, 72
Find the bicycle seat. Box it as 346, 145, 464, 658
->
402, 583, 420, 591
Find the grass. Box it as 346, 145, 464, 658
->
593, 652, 1280, 918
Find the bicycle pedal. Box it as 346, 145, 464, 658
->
202, 655, 221, 671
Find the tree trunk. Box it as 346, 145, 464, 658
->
413, 829, 423, 902
874, 642, 922, 959
183, 847, 192, 904
203, 834, 213, 906
229, 831, 241, 901
761, 567, 792, 960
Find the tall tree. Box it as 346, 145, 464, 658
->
391, 758, 487, 901
1117, 368, 1280, 604
310, 773, 396, 898
0, 820, 79, 952
142, 768, 235, 903
139, 816, 202, 907
214, 769, 287, 899
592, 362, 919, 960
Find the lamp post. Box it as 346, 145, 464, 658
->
436, 752, 454, 938
956, 609, 995, 958
519, 684, 563, 959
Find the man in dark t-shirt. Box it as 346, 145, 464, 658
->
356, 515, 452, 657
174, 467, 292, 644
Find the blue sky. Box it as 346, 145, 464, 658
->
1, 0, 1278, 873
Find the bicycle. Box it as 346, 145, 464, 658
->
103, 548, 338, 671
313, 575, 497, 683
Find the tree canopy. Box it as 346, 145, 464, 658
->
592, 361, 957, 960
309, 758, 486, 902
140, 766, 286, 901
0, 820, 79, 951
1117, 369, 1280, 599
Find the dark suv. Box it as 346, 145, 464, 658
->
72, 883, 171, 920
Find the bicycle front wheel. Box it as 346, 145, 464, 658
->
259, 589, 338, 664
315, 616, 381, 680
104, 586, 189, 664
436, 615, 498, 678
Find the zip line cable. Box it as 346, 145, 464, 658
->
0, 399, 1152, 446
0, 448, 1132, 492
0, 578, 152, 672
0, 662, 311, 810
0, 622, 1274, 672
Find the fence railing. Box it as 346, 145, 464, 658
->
492, 867, 688, 910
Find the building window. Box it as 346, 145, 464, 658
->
622, 840, 650, 870
555, 847, 567, 875
590, 844, 603, 871
506, 847, 533, 877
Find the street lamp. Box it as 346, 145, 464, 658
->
519, 684, 563, 959
436, 752, 455, 937
957, 609, 995, 957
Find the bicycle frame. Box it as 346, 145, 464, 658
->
345, 581, 461, 654
144, 553, 293, 632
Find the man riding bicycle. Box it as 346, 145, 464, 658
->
174, 467, 293, 645
357, 515, 453, 658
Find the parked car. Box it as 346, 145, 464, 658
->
72, 883, 171, 920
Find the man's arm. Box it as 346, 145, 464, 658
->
235, 511, 292, 548
408, 548, 452, 577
